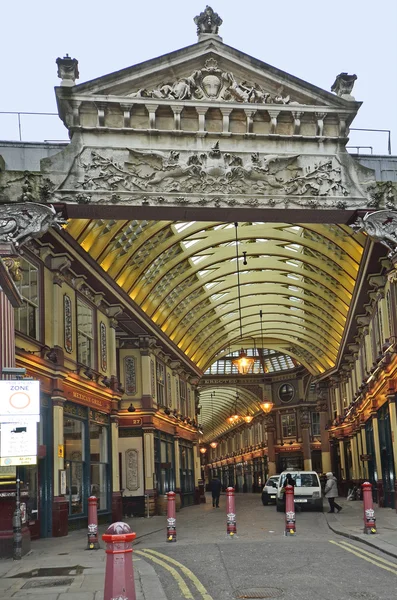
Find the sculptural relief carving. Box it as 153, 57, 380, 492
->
125, 449, 139, 491
0, 203, 66, 248
351, 210, 397, 257
73, 145, 349, 203
128, 59, 292, 104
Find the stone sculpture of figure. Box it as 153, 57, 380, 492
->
194, 6, 223, 35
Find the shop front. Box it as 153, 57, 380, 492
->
63, 401, 111, 528
154, 431, 176, 514
179, 438, 194, 507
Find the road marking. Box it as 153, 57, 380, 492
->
338, 540, 397, 568
138, 548, 213, 600
135, 550, 194, 599
329, 540, 397, 576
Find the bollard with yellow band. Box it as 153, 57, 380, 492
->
362, 482, 377, 534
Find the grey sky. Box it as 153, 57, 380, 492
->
1, 0, 396, 154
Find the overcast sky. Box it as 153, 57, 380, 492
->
1, 0, 396, 154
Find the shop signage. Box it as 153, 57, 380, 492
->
66, 389, 111, 412
58, 444, 64, 458
0, 380, 40, 422
0, 422, 37, 466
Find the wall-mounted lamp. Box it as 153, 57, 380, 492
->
101, 376, 111, 387
83, 367, 94, 380
127, 403, 136, 413
260, 400, 274, 414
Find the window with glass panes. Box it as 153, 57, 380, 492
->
14, 258, 39, 339
77, 298, 94, 367
281, 413, 296, 438
311, 412, 321, 436
156, 360, 166, 407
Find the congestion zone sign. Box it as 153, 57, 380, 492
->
0, 380, 40, 423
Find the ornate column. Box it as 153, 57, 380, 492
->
110, 414, 122, 522
143, 428, 156, 515
174, 435, 181, 499
264, 415, 277, 476
338, 439, 346, 480
139, 336, 156, 409
108, 307, 122, 387
356, 429, 364, 480
317, 396, 332, 473
371, 413, 384, 505
350, 434, 359, 481
360, 425, 369, 480
52, 394, 68, 537
0, 257, 21, 373
387, 393, 397, 491
193, 442, 201, 504
300, 409, 312, 471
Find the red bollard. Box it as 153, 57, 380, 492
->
87, 496, 100, 550
362, 482, 377, 534
284, 484, 296, 536
226, 487, 236, 536
166, 491, 177, 542
102, 522, 136, 600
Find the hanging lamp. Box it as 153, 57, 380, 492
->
232, 222, 255, 375
209, 392, 218, 449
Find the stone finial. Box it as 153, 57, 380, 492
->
331, 72, 357, 101
194, 6, 223, 42
56, 54, 79, 87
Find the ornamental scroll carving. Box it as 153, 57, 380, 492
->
76, 147, 349, 200
128, 59, 291, 105
351, 210, 397, 257
125, 449, 139, 491
124, 356, 137, 395
64, 294, 72, 353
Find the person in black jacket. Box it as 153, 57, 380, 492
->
211, 477, 222, 507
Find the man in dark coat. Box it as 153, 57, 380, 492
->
211, 477, 222, 507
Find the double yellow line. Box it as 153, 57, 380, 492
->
330, 540, 397, 575
135, 548, 213, 600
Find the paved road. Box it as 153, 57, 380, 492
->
135, 495, 397, 600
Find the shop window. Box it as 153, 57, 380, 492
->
14, 258, 39, 339
77, 298, 94, 367
89, 422, 109, 511
156, 361, 166, 407
281, 414, 296, 438
311, 412, 321, 437
64, 418, 85, 516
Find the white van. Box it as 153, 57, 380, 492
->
276, 470, 323, 512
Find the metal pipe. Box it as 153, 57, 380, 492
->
350, 128, 392, 155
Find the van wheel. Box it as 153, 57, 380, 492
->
262, 499, 268, 506
276, 501, 283, 512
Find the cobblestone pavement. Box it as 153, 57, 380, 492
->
0, 493, 395, 599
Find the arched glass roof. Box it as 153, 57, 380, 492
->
66, 219, 366, 377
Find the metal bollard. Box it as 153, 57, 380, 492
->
362, 482, 377, 534
166, 491, 177, 542
102, 522, 136, 600
284, 484, 296, 535
87, 496, 100, 550
226, 487, 236, 536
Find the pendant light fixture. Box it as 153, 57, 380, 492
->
258, 307, 274, 413
232, 222, 255, 375
209, 392, 218, 449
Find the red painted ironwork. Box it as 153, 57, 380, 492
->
284, 484, 296, 535
362, 482, 377, 534
102, 522, 136, 600
166, 491, 177, 542
86, 496, 100, 550
226, 487, 236, 536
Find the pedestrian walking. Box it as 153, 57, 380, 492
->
324, 472, 342, 513
211, 476, 222, 508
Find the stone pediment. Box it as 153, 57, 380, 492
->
56, 39, 360, 126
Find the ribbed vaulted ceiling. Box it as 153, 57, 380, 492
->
66, 219, 367, 377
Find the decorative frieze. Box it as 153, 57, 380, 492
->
63, 294, 72, 353
125, 449, 140, 491
124, 356, 137, 395
100, 321, 107, 372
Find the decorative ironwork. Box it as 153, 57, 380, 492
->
64, 294, 72, 353
100, 321, 107, 372
124, 356, 137, 395
89, 409, 109, 425
167, 372, 172, 407
151, 360, 156, 398
63, 401, 87, 418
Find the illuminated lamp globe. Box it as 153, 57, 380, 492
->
244, 411, 254, 424
260, 400, 274, 414
232, 349, 255, 374
209, 441, 218, 449
199, 447, 207, 454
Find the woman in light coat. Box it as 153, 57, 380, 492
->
324, 472, 342, 513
